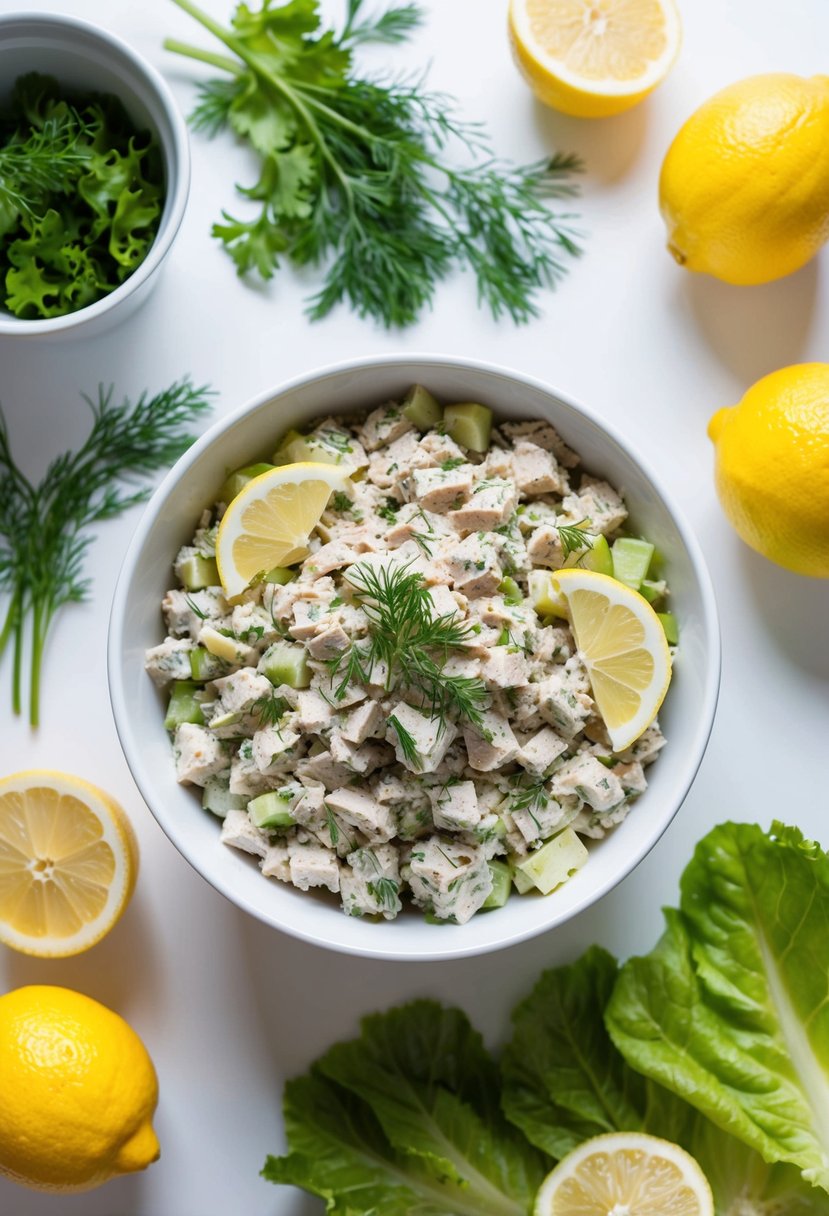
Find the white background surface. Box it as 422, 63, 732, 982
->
1, 1, 828, 1213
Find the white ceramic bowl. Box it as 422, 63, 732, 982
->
0, 12, 189, 338
109, 355, 720, 961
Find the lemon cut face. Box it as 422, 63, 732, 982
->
534, 1132, 714, 1216
0, 771, 138, 958
509, 0, 682, 117
216, 461, 351, 598
550, 570, 672, 751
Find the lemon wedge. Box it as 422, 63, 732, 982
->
535, 1131, 713, 1215
0, 771, 138, 958
508, 0, 682, 118
215, 462, 352, 599
550, 569, 671, 751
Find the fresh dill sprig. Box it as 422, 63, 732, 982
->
253, 689, 288, 727
330, 560, 488, 731
164, 0, 582, 327
509, 775, 550, 815
367, 876, 400, 911
0, 111, 93, 222
557, 519, 595, 563
324, 804, 340, 847
388, 714, 421, 770
0, 378, 213, 726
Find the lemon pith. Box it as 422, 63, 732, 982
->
660, 73, 829, 284
215, 461, 351, 598
708, 363, 829, 578
508, 0, 682, 118
0, 771, 138, 957
550, 570, 672, 751
0, 985, 159, 1192
534, 1132, 713, 1215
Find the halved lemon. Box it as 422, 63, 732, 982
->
535, 1132, 713, 1215
508, 0, 682, 118
550, 569, 671, 751
215, 462, 352, 599
0, 771, 138, 957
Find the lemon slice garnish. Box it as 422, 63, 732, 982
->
215, 461, 352, 599
550, 569, 672, 751
535, 1132, 713, 1216
0, 770, 138, 957
509, 0, 682, 118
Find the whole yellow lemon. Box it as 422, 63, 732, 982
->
708, 363, 829, 577
0, 986, 159, 1192
660, 74, 829, 284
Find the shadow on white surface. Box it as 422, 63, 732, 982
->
737, 543, 829, 679
0, 1172, 147, 1216
529, 97, 651, 183
679, 257, 820, 385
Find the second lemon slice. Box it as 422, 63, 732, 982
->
550, 569, 672, 751
215, 462, 351, 598
509, 0, 682, 118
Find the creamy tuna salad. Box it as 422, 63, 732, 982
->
145, 387, 675, 924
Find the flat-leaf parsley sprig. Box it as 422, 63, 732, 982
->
164, 0, 582, 327
330, 560, 489, 732
0, 378, 213, 726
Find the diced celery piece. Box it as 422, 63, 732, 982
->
273, 427, 363, 469
482, 860, 512, 909
566, 533, 613, 576
528, 569, 567, 619
202, 776, 246, 819
512, 866, 536, 894
611, 537, 654, 590
264, 566, 298, 585
164, 681, 204, 730
499, 575, 522, 605
208, 710, 242, 731
515, 828, 588, 895
189, 646, 225, 681
425, 911, 450, 924
219, 463, 274, 505
259, 640, 311, 688
402, 384, 442, 430
640, 578, 667, 605
248, 792, 296, 831
658, 612, 679, 645
443, 403, 492, 452
179, 554, 219, 591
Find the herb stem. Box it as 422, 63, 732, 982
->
161, 39, 241, 74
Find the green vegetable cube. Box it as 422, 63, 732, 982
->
658, 612, 679, 645
264, 566, 298, 585
482, 860, 512, 909
569, 533, 613, 576
219, 463, 274, 505
639, 578, 667, 605
515, 828, 588, 895
512, 866, 536, 894
178, 554, 220, 591
164, 681, 205, 730
402, 384, 442, 430
499, 575, 523, 605
259, 640, 311, 688
202, 776, 246, 819
611, 537, 655, 590
189, 646, 226, 682
528, 569, 567, 619
443, 403, 492, 452
248, 792, 296, 831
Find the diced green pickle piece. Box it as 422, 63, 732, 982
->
482, 860, 512, 909
264, 566, 298, 585
402, 384, 442, 430
528, 569, 567, 619
611, 537, 654, 590
499, 575, 523, 605
259, 640, 311, 688
640, 578, 667, 605
658, 611, 679, 645
248, 792, 296, 831
189, 646, 226, 682
164, 681, 205, 730
202, 776, 246, 819
512, 866, 536, 894
443, 402, 492, 452
515, 828, 588, 895
219, 463, 274, 505
179, 554, 219, 591
567, 533, 613, 576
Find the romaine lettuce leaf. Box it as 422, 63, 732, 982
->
265, 1000, 546, 1215
607, 821, 829, 1193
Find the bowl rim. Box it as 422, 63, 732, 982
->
108, 353, 722, 961
0, 9, 190, 336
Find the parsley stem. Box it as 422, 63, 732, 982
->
11, 602, 23, 718
162, 40, 241, 74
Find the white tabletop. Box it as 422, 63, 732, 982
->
2, 1, 828, 1213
